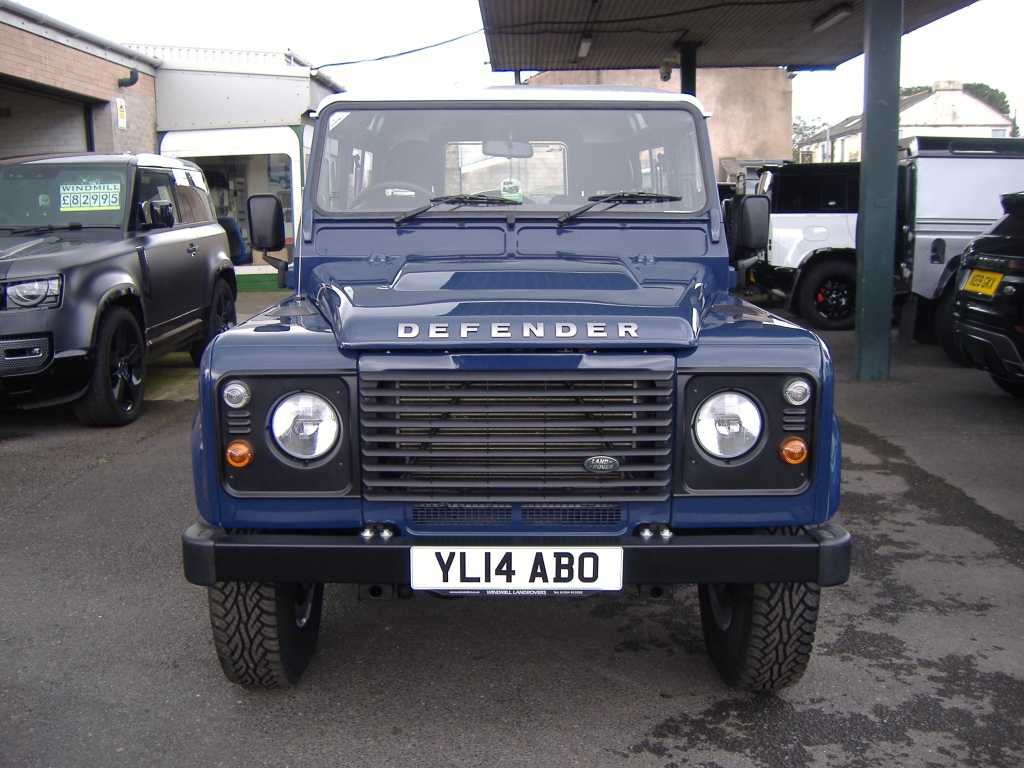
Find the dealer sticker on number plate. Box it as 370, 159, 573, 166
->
964, 269, 1002, 296
410, 546, 623, 595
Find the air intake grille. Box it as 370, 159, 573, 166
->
522, 502, 622, 526
360, 367, 674, 502
412, 502, 513, 526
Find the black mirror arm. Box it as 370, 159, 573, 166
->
262, 252, 288, 289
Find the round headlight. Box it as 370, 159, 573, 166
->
694, 391, 762, 459
271, 392, 340, 460
222, 380, 251, 409
783, 378, 812, 406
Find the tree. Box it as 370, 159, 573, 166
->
963, 83, 1011, 116
793, 116, 827, 159
900, 85, 931, 99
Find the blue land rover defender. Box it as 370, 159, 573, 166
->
182, 87, 849, 691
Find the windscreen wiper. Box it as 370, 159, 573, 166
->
394, 194, 520, 226
556, 191, 683, 226
1, 223, 118, 236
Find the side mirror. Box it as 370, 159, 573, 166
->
138, 199, 175, 230
248, 194, 285, 252
151, 201, 175, 229
247, 194, 288, 288
734, 194, 770, 253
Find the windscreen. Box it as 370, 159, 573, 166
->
0, 163, 128, 228
315, 107, 707, 215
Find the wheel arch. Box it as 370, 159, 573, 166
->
791, 248, 857, 305
96, 285, 146, 347
931, 253, 962, 301
215, 266, 237, 299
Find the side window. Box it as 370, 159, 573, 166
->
186, 170, 216, 221
820, 175, 846, 212
776, 175, 821, 213
131, 169, 177, 229
171, 168, 211, 224
846, 176, 860, 213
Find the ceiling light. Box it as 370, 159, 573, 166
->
577, 34, 593, 60
811, 3, 853, 33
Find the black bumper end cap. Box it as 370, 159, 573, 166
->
809, 522, 852, 587
182, 522, 224, 585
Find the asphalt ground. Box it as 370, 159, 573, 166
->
2, 292, 1023, 767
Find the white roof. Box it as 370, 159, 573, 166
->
314, 85, 708, 116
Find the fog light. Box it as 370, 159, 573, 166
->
780, 437, 808, 465
226, 440, 254, 468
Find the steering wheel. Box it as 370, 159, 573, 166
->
349, 182, 432, 210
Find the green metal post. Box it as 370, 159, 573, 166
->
854, 0, 903, 381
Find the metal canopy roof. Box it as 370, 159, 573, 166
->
480, 0, 977, 71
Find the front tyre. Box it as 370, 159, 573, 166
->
73, 306, 146, 427
190, 278, 236, 366
935, 288, 968, 366
207, 581, 323, 688
797, 261, 856, 331
990, 375, 1024, 399
698, 580, 820, 690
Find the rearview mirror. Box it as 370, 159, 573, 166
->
482, 140, 534, 159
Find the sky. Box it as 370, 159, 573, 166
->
13, 0, 1024, 125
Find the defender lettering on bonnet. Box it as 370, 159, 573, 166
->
397, 321, 640, 338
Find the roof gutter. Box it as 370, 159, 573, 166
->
0, 0, 161, 69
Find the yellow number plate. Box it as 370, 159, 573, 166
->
964, 269, 1002, 296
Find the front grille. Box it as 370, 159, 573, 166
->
412, 502, 512, 526
360, 367, 674, 502
522, 502, 621, 526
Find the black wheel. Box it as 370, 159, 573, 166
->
935, 288, 969, 366
990, 375, 1024, 399
73, 306, 146, 427
698, 579, 820, 690
207, 581, 323, 688
190, 279, 236, 366
797, 261, 856, 331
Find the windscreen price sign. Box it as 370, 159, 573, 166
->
60, 183, 121, 212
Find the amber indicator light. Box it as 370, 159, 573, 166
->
226, 440, 254, 468
780, 437, 808, 465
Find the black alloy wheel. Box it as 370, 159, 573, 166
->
190, 279, 237, 365
73, 306, 146, 427
798, 261, 857, 331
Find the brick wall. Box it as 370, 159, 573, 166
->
0, 86, 87, 156
0, 20, 157, 153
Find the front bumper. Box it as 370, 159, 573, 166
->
182, 522, 852, 588
956, 320, 1024, 382
0, 353, 91, 408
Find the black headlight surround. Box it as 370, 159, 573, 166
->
676, 373, 817, 495
216, 372, 357, 497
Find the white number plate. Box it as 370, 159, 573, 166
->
410, 546, 623, 594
